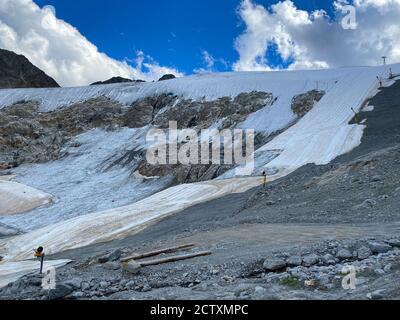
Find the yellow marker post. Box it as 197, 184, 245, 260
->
262, 171, 267, 188
34, 247, 45, 274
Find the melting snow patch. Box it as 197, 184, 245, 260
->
0, 177, 263, 262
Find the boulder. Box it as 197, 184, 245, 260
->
368, 241, 392, 254
321, 254, 336, 265
47, 283, 75, 300
386, 239, 400, 247
287, 256, 303, 267
336, 249, 353, 260
367, 290, 386, 300
357, 246, 373, 260
98, 249, 122, 263
302, 254, 319, 267
0, 48, 60, 89
103, 262, 121, 271
291, 90, 325, 118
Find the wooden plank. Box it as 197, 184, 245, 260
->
120, 243, 196, 262
139, 251, 212, 267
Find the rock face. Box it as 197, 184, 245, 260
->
0, 94, 184, 170
0, 97, 124, 168
153, 91, 275, 130
291, 90, 325, 118
263, 257, 287, 271
0, 86, 320, 186
124, 93, 178, 128
158, 74, 176, 81
136, 91, 275, 183
90, 76, 144, 85
0, 49, 59, 89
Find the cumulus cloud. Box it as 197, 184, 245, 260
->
194, 50, 230, 74
0, 0, 183, 86
129, 50, 183, 81
193, 50, 216, 73
234, 0, 400, 71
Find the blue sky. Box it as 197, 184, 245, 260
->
33, 0, 336, 75
2, 0, 398, 86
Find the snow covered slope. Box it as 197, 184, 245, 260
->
0, 64, 399, 279
0, 127, 171, 231
0, 177, 262, 261
256, 66, 399, 174
0, 69, 341, 112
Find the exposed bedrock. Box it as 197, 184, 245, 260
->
291, 90, 325, 118
0, 97, 124, 168
0, 49, 60, 89
153, 91, 275, 129
0, 89, 323, 184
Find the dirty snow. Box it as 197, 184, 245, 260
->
0, 127, 171, 231
0, 177, 263, 262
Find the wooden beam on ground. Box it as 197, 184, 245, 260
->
120, 243, 196, 262
138, 251, 212, 267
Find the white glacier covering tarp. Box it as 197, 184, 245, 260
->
0, 64, 399, 288
0, 127, 170, 231
0, 68, 347, 112
258, 66, 400, 173
0, 177, 263, 262
0, 180, 52, 216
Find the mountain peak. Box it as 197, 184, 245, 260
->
0, 49, 60, 89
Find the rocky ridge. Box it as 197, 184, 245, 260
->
0, 49, 59, 89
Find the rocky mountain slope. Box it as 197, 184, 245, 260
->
0, 49, 59, 89
3, 77, 399, 301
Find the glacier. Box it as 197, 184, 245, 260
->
0, 64, 399, 286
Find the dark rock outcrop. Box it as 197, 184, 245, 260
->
0, 97, 124, 168
0, 49, 60, 89
123, 93, 178, 128
291, 90, 325, 118
158, 74, 176, 81
0, 91, 277, 184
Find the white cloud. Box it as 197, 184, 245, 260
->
194, 50, 216, 74
202, 50, 216, 70
0, 0, 183, 86
194, 50, 230, 74
129, 50, 183, 82
234, 0, 400, 71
